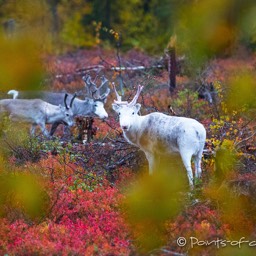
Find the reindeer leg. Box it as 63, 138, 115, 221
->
194, 148, 204, 179
49, 122, 60, 136
30, 124, 37, 136
179, 150, 194, 187
38, 123, 49, 137
145, 152, 157, 175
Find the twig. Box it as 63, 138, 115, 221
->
241, 116, 256, 130
234, 131, 256, 149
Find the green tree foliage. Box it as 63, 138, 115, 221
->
57, 0, 94, 48
88, 0, 188, 52
0, 1, 46, 90
1, 0, 256, 55
175, 0, 256, 69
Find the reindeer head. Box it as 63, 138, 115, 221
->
112, 83, 143, 131
61, 93, 76, 126
82, 75, 110, 119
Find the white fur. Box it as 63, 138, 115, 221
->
0, 98, 75, 137
7, 90, 108, 135
112, 103, 206, 187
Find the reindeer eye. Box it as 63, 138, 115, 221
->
132, 112, 135, 115
118, 112, 121, 116
66, 114, 69, 116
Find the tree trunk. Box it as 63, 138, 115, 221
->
167, 34, 177, 94
168, 47, 176, 93
86, 117, 94, 143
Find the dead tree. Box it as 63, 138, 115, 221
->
166, 35, 177, 93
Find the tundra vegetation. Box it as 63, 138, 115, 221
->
0, 1, 256, 256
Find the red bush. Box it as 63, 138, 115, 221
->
165, 204, 228, 255
0, 177, 132, 255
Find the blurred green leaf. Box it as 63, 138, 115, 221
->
0, 37, 44, 91
225, 71, 256, 113
124, 161, 186, 252
0, 172, 49, 220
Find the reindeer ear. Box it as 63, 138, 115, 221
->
134, 103, 141, 113
112, 103, 120, 112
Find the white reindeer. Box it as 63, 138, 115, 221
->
112, 85, 206, 187
7, 75, 110, 135
0, 94, 76, 137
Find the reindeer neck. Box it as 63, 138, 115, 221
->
123, 114, 146, 145
71, 100, 80, 115
45, 104, 63, 124
72, 99, 91, 116
132, 114, 146, 130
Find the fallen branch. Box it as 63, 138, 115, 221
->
235, 131, 256, 149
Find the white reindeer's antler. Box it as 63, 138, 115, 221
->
127, 85, 144, 107
113, 82, 128, 105
113, 83, 143, 106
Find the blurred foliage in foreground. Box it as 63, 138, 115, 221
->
0, 1, 47, 90
124, 159, 187, 252
176, 0, 256, 67
225, 71, 256, 115
0, 37, 44, 91
0, 171, 49, 221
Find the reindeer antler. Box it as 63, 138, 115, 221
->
127, 85, 144, 106
113, 82, 128, 105
100, 88, 111, 101
70, 93, 76, 108
83, 75, 99, 99
64, 93, 69, 109
63, 93, 76, 109
98, 75, 108, 91
98, 76, 110, 101
113, 83, 143, 106
83, 75, 110, 101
